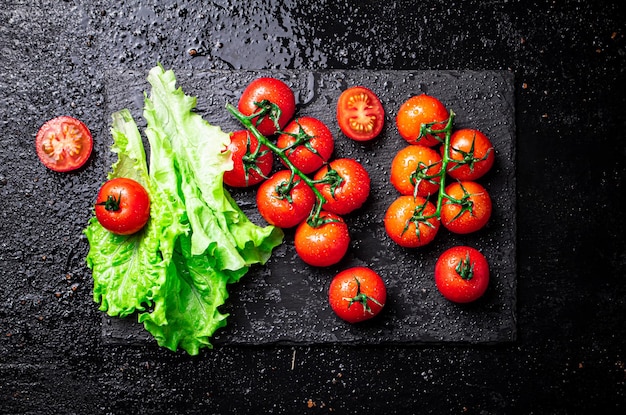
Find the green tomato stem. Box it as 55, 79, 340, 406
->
225, 103, 327, 221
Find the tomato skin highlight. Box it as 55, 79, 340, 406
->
237, 77, 296, 136
223, 130, 273, 188
95, 178, 151, 235
328, 266, 387, 323
443, 128, 495, 181
256, 170, 316, 229
313, 158, 371, 215
276, 116, 335, 174
35, 116, 93, 172
396, 94, 449, 147
336, 86, 385, 142
294, 211, 350, 267
435, 246, 489, 303
384, 195, 440, 248
390, 144, 442, 197
441, 181, 492, 234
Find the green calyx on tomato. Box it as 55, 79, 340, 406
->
98, 193, 123, 211
455, 252, 475, 280
344, 277, 384, 316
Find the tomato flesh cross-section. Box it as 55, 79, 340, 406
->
35, 115, 93, 172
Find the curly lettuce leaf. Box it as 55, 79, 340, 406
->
85, 110, 180, 321
85, 65, 283, 355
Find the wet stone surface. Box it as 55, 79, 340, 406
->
102, 69, 516, 346
1, 1, 625, 414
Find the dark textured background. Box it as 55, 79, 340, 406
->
1, 1, 625, 414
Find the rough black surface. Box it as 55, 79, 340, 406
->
101, 69, 516, 347
1, 1, 625, 414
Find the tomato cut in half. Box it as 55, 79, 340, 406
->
336, 86, 385, 142
95, 178, 151, 235
35, 116, 93, 172
328, 266, 387, 323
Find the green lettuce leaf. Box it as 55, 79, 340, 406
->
84, 65, 283, 354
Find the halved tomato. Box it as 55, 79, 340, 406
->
35, 116, 93, 172
336, 86, 385, 142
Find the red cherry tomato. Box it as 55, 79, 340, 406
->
441, 181, 492, 234
95, 178, 151, 235
35, 116, 93, 172
390, 144, 442, 197
328, 266, 387, 323
443, 128, 495, 181
313, 158, 371, 215
256, 170, 316, 228
435, 246, 490, 303
384, 195, 440, 248
396, 94, 449, 147
237, 77, 296, 136
223, 130, 273, 188
276, 117, 335, 175
294, 211, 350, 267
336, 86, 385, 141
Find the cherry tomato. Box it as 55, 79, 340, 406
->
294, 211, 350, 267
336, 86, 385, 142
223, 130, 273, 188
313, 158, 371, 215
443, 128, 495, 181
328, 266, 386, 323
276, 117, 335, 175
390, 144, 442, 197
256, 170, 316, 228
237, 77, 296, 136
35, 116, 93, 172
396, 94, 449, 147
384, 195, 440, 248
95, 178, 151, 235
435, 246, 489, 303
440, 181, 492, 234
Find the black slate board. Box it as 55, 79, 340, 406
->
100, 69, 516, 346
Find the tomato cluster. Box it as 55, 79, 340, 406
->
385, 94, 495, 245
228, 79, 380, 269
228, 79, 388, 323
386, 93, 495, 302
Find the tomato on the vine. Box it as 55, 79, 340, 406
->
440, 181, 492, 234
396, 94, 449, 147
276, 116, 334, 174
95, 178, 151, 235
435, 246, 489, 303
223, 130, 273, 188
237, 77, 296, 136
443, 128, 495, 181
256, 170, 316, 228
336, 86, 385, 142
35, 116, 93, 172
384, 195, 440, 248
313, 158, 370, 215
328, 266, 386, 323
390, 144, 442, 197
294, 211, 350, 267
